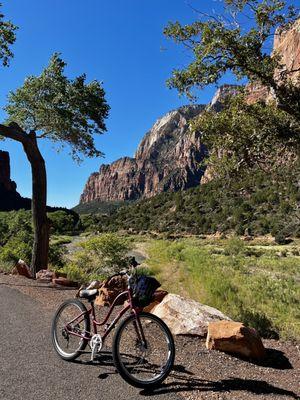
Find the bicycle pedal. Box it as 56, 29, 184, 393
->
90, 334, 102, 361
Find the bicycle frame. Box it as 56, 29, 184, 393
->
65, 287, 145, 344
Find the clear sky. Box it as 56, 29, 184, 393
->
0, 0, 292, 208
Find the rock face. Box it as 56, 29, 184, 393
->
206, 320, 266, 359
274, 19, 300, 84
150, 293, 230, 336
246, 18, 300, 104
0, 151, 31, 211
0, 150, 16, 192
80, 105, 207, 203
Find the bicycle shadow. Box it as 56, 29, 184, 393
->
72, 350, 298, 399
140, 376, 299, 399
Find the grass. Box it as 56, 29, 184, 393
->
146, 237, 300, 341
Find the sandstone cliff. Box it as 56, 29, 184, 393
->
80, 105, 207, 203
0, 150, 31, 211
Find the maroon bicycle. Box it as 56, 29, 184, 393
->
51, 259, 175, 389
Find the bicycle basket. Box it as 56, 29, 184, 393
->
132, 275, 161, 308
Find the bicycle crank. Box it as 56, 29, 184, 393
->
90, 334, 103, 361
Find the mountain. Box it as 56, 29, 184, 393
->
0, 151, 31, 211
79, 104, 209, 205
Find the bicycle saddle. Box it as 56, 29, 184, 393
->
79, 288, 99, 301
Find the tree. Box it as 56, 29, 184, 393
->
164, 0, 300, 120
164, 0, 300, 180
0, 3, 17, 66
0, 6, 109, 276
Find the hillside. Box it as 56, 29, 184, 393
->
89, 169, 299, 238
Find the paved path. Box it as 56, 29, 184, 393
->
0, 285, 180, 400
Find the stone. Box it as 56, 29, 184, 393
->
11, 259, 32, 279
151, 293, 230, 336
36, 269, 56, 283
143, 290, 168, 312
206, 320, 266, 359
95, 274, 128, 307
52, 277, 79, 288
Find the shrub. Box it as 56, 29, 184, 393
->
275, 232, 288, 245
223, 237, 245, 256
69, 233, 133, 281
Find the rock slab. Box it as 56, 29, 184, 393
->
151, 293, 230, 336
206, 320, 266, 359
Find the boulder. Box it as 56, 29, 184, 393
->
36, 269, 56, 283
11, 259, 32, 279
151, 293, 230, 336
143, 290, 168, 312
206, 320, 266, 359
95, 274, 128, 307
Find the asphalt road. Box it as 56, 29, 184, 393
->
0, 285, 180, 400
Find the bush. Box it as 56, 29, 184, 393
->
224, 237, 245, 256
68, 233, 133, 282
275, 232, 288, 245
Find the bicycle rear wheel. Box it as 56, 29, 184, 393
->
112, 312, 175, 388
51, 299, 90, 361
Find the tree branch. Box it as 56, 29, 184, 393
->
0, 123, 27, 143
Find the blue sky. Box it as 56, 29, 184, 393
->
0, 0, 292, 208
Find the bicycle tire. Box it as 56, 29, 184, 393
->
112, 312, 175, 388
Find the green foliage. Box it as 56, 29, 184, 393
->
191, 95, 300, 177
95, 169, 299, 238
4, 53, 110, 160
147, 238, 300, 340
0, 4, 18, 67
164, 0, 299, 120
68, 233, 133, 281
73, 200, 128, 215
0, 210, 67, 268
48, 210, 79, 235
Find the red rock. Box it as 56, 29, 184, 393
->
206, 320, 266, 359
52, 277, 79, 288
36, 269, 56, 283
143, 290, 168, 312
11, 259, 32, 279
95, 274, 128, 306
79, 105, 206, 203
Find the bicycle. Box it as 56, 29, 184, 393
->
51, 258, 175, 389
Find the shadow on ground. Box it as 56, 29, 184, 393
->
72, 351, 299, 399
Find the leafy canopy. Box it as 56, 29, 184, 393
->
190, 94, 300, 178
5, 53, 110, 159
0, 3, 17, 66
164, 0, 299, 101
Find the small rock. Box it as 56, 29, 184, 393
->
36, 269, 56, 283
11, 259, 32, 279
52, 277, 79, 288
151, 293, 230, 336
206, 320, 266, 359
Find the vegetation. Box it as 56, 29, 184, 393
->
0, 2, 110, 276
91, 169, 299, 238
59, 233, 133, 282
164, 0, 300, 120
73, 200, 130, 215
0, 210, 66, 270
146, 237, 300, 340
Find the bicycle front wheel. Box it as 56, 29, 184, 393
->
112, 312, 175, 388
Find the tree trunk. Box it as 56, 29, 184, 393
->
23, 132, 49, 277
